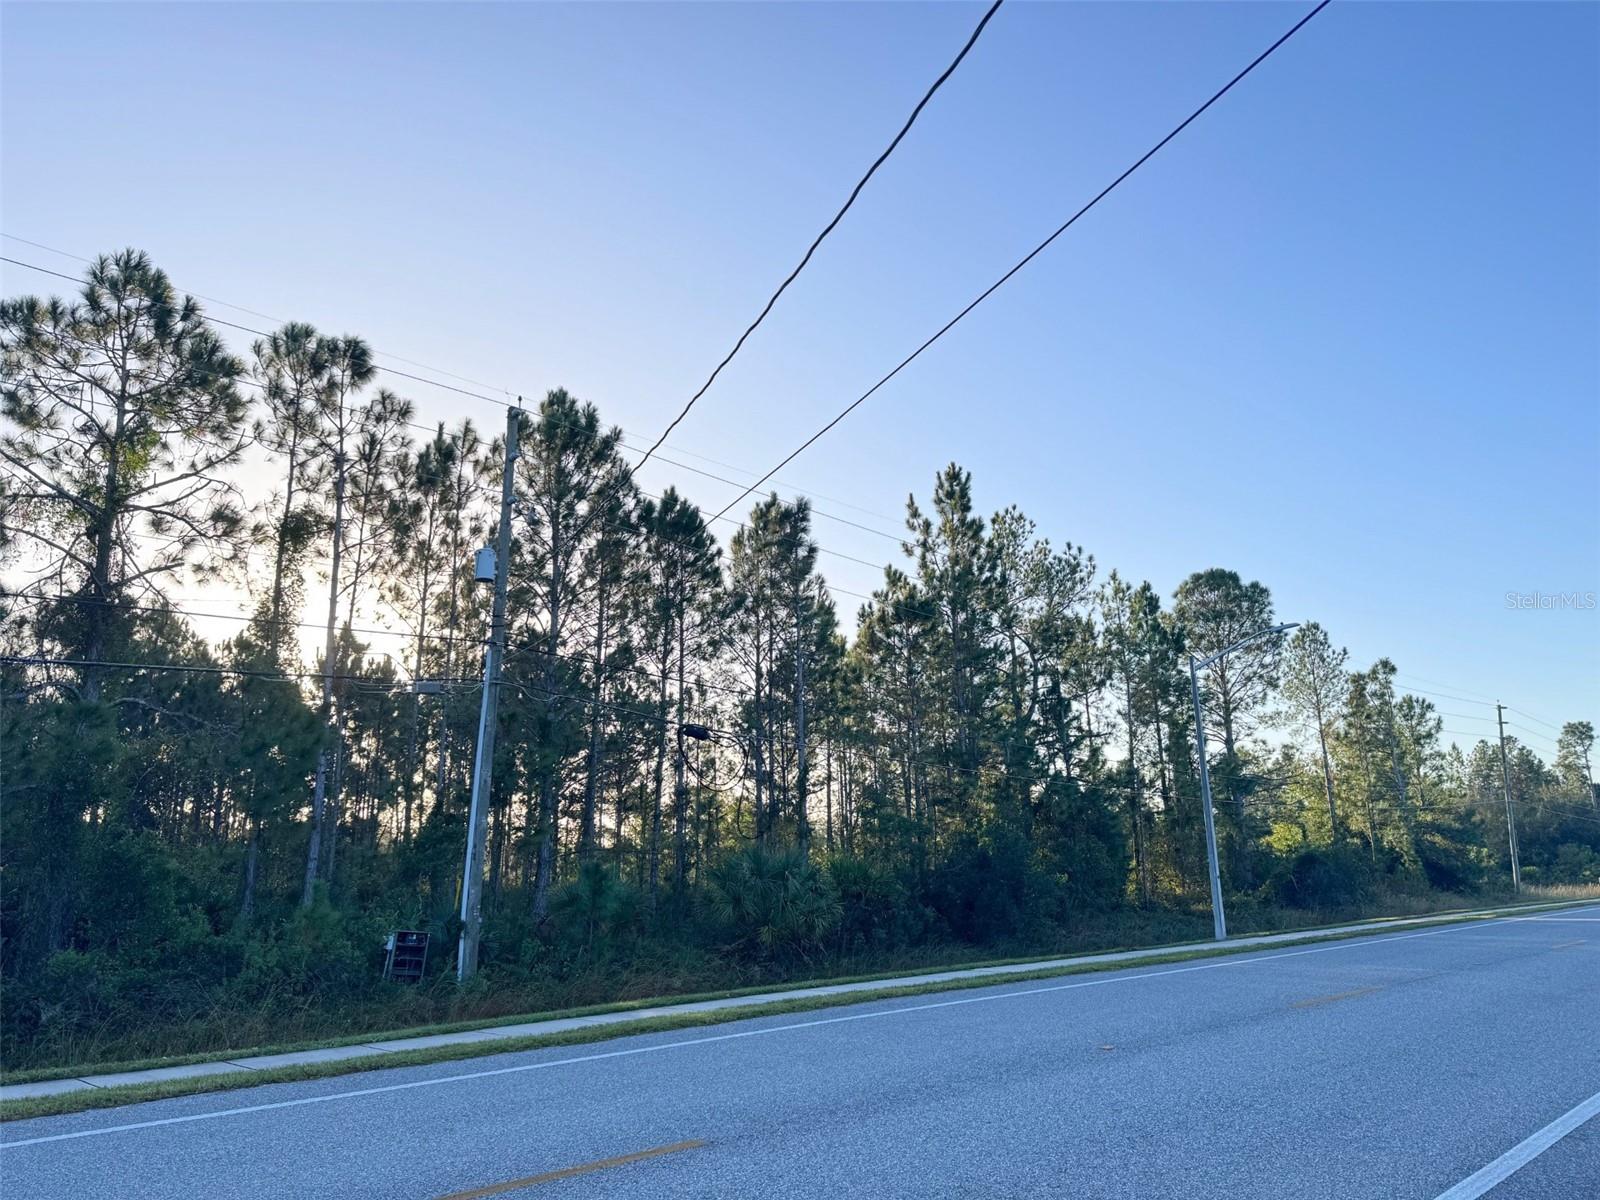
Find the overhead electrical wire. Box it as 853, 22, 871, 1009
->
1393, 671, 1498, 704
5, 236, 906, 526
0, 636, 755, 712
1396, 683, 1503, 709
1, 460, 901, 628
8, 503, 1578, 744
3, 554, 768, 702
710, 0, 1332, 522
629, 0, 1006, 476
0, 235, 516, 398
1389, 678, 1570, 752
1505, 706, 1566, 734
0, 339, 911, 585
0, 253, 908, 545
0, 653, 452, 693
1393, 674, 1574, 739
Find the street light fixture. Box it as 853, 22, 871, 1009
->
1189, 621, 1299, 941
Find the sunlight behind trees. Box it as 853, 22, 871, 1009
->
3, 254, 1597, 1070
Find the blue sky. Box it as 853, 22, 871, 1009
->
2, 1, 1596, 753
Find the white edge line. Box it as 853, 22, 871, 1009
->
1431, 1088, 1600, 1200
5, 903, 1596, 1150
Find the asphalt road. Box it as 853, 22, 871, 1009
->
3, 905, 1597, 1200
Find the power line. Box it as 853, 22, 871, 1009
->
1447, 719, 1567, 754
1393, 671, 1575, 737
2, 451, 901, 621
11, 237, 904, 529
12, 508, 1553, 743
4, 586, 762, 705
0, 254, 525, 410
1, 234, 518, 398
631, 0, 1005, 476
494, 676, 744, 741
1397, 684, 1497, 708
638, 450, 902, 543
0, 653, 447, 693
1437, 724, 1555, 758
2, 245, 909, 534
1504, 721, 1563, 751
710, 0, 1333, 522
1, 253, 909, 544
18, 229, 1586, 708
0, 270, 951, 617
1, 650, 754, 742
504, 641, 755, 705
1393, 671, 1498, 704
628, 440, 900, 526
3, 590, 471, 651
1505, 706, 1566, 734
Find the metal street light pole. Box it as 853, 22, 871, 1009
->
1188, 622, 1299, 941
1188, 656, 1227, 942
458, 405, 519, 982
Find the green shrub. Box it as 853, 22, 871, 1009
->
550, 863, 642, 955
1416, 828, 1489, 893
236, 897, 385, 999
827, 855, 921, 953
707, 844, 840, 962
1264, 845, 1372, 910
926, 832, 1036, 943
1551, 843, 1600, 885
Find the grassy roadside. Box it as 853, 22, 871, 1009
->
4, 895, 1590, 1123
0, 891, 1552, 1088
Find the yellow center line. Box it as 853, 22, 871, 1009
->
436, 1140, 707, 1199
1290, 985, 1383, 1010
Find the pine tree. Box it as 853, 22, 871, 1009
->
1, 250, 252, 702
1279, 622, 1349, 838
1173, 568, 1280, 887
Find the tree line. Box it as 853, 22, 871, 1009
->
3, 250, 1597, 1066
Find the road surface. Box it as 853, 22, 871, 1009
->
3, 904, 1597, 1199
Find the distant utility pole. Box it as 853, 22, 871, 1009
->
458, 404, 519, 982
1496, 702, 1522, 893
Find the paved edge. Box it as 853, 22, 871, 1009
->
3, 897, 1591, 1105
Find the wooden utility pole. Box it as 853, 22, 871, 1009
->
1496, 703, 1522, 892
458, 405, 519, 980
